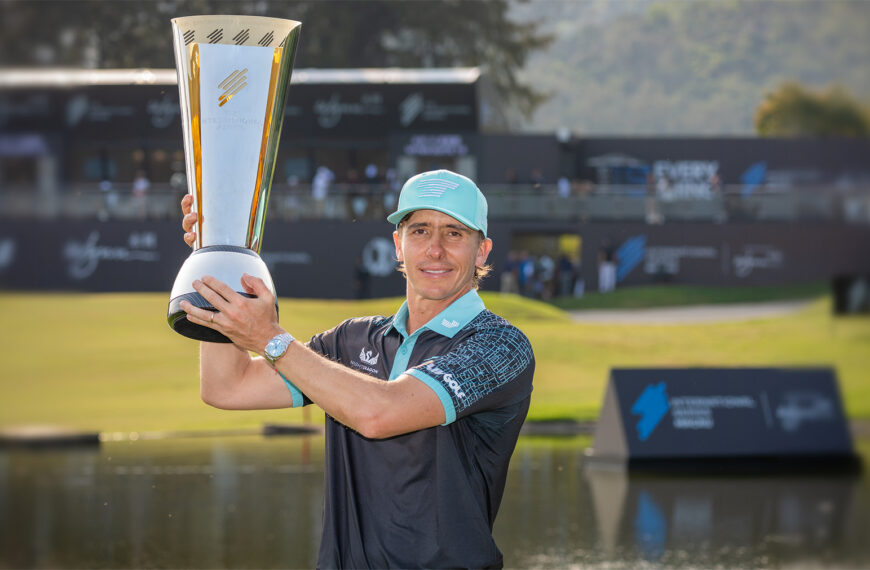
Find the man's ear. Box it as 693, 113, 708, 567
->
393, 230, 403, 262
476, 237, 493, 267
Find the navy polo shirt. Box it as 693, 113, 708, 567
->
281, 290, 535, 569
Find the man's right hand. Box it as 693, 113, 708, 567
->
181, 194, 197, 248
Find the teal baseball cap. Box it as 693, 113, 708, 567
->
387, 169, 488, 237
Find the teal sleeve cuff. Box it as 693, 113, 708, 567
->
406, 369, 457, 425
278, 372, 304, 408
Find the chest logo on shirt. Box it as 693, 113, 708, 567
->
441, 318, 460, 329
359, 347, 380, 366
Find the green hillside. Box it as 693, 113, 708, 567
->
513, 0, 870, 134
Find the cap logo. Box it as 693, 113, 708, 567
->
416, 178, 459, 198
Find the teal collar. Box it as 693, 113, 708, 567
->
390, 289, 486, 339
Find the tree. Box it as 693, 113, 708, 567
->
0, 0, 551, 118
754, 81, 870, 137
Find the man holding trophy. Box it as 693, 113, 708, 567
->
170, 15, 534, 569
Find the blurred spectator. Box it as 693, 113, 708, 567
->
504, 168, 518, 185
556, 254, 575, 297
365, 163, 384, 217
536, 253, 555, 299
311, 166, 334, 218
383, 167, 399, 213
557, 176, 571, 198
283, 173, 301, 216
530, 168, 545, 187
365, 163, 380, 184
598, 238, 618, 293
500, 251, 520, 295
657, 173, 675, 202
709, 172, 722, 195
132, 170, 150, 220
347, 168, 369, 219
98, 178, 118, 221
518, 252, 535, 297
645, 171, 663, 225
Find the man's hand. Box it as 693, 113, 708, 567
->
181, 194, 197, 248
180, 273, 283, 355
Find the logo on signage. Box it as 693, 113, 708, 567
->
63, 231, 159, 280
314, 93, 385, 129
403, 134, 469, 157
0, 238, 15, 271
653, 160, 720, 199
218, 68, 248, 107
398, 92, 472, 127
65, 94, 134, 126
732, 245, 783, 278
362, 237, 397, 277
146, 95, 180, 128
400, 93, 425, 126
775, 391, 834, 432
616, 235, 647, 283
631, 382, 670, 441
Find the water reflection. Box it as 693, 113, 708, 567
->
0, 438, 324, 569
497, 440, 870, 569
1, 437, 868, 569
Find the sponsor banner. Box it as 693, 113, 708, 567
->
0, 82, 477, 138
0, 220, 406, 298
579, 138, 870, 191
3, 220, 870, 295
565, 222, 870, 289
593, 368, 853, 460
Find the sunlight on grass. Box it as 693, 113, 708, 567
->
0, 291, 867, 432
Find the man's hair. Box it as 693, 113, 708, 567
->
396, 215, 492, 289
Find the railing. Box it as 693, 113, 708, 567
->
2, 183, 869, 224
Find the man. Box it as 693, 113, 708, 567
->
179, 169, 535, 568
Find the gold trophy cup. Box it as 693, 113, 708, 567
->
167, 15, 301, 342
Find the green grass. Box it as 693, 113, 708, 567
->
0, 288, 867, 433
548, 282, 828, 310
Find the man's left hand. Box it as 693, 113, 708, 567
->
180, 273, 283, 354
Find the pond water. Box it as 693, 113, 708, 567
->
1, 435, 868, 569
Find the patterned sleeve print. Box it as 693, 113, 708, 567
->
411, 313, 534, 420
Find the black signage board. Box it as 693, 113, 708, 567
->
4, 220, 870, 295
589, 368, 858, 471
0, 82, 478, 139
0, 220, 407, 299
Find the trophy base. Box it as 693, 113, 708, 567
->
167, 245, 278, 343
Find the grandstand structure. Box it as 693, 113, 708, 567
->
1, 68, 869, 297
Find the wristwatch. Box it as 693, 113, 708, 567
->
264, 332, 295, 365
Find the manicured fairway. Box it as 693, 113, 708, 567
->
0, 290, 866, 432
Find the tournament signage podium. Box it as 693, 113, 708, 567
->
588, 368, 858, 470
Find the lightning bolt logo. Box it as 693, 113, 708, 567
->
631, 382, 670, 441
218, 68, 248, 107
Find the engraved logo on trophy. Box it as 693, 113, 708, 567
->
167, 15, 302, 343
218, 68, 248, 106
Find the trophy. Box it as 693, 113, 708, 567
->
167, 15, 301, 342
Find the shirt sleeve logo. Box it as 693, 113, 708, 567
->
425, 362, 466, 399
359, 347, 380, 366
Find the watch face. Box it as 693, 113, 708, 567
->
266, 339, 283, 358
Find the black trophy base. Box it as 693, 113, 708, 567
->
167, 245, 278, 343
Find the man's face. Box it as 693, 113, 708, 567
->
393, 209, 492, 303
